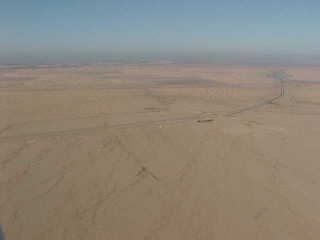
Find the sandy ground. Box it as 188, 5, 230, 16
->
1, 64, 320, 239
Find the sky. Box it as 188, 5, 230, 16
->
1, 0, 320, 64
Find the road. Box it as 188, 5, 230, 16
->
227, 70, 288, 116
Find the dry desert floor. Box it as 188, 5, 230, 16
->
1, 64, 320, 239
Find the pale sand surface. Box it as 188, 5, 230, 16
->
1, 64, 320, 239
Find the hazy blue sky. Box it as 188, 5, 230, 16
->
1, 0, 320, 63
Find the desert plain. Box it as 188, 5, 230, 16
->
1, 63, 320, 239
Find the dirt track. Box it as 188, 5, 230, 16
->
1, 64, 320, 240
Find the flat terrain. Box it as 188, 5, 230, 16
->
1, 63, 320, 239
